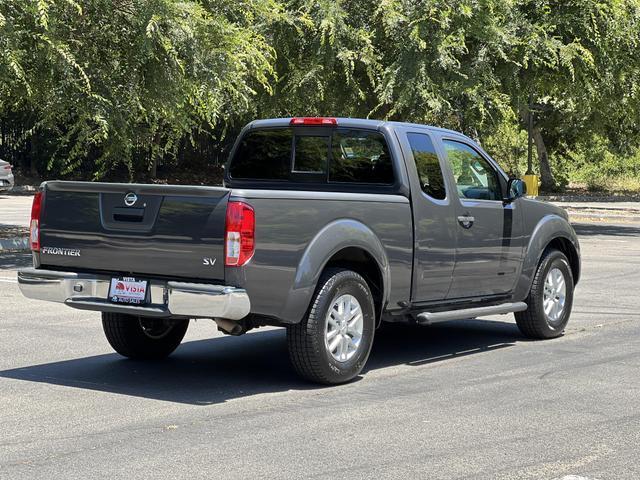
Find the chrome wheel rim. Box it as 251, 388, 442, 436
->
325, 294, 363, 363
543, 267, 566, 324
139, 318, 173, 339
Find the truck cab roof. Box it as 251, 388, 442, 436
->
248, 117, 474, 143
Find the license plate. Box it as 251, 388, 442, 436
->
108, 277, 148, 305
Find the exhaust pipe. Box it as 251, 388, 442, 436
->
214, 318, 244, 336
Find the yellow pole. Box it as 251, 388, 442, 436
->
523, 174, 539, 196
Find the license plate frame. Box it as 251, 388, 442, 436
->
108, 277, 149, 305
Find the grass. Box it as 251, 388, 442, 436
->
567, 177, 640, 195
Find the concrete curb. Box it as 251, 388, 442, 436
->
536, 194, 640, 202
568, 212, 640, 222
564, 205, 640, 213
0, 185, 37, 195
0, 236, 29, 251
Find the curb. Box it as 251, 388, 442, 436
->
568, 212, 640, 222
0, 185, 37, 195
536, 194, 640, 202
0, 236, 29, 252
563, 205, 640, 213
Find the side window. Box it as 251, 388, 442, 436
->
407, 133, 446, 200
330, 130, 393, 184
442, 140, 502, 201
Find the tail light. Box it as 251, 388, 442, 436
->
30, 192, 43, 251
290, 117, 337, 126
3, 164, 11, 171
225, 201, 255, 266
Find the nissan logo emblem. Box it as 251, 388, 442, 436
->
124, 192, 138, 207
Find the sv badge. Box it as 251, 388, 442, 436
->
203, 257, 217, 266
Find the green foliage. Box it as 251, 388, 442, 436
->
482, 118, 529, 177
0, 0, 279, 179
565, 136, 640, 192
0, 0, 640, 189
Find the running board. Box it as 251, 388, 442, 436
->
416, 302, 528, 325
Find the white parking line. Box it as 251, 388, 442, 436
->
553, 476, 599, 480
0, 277, 17, 283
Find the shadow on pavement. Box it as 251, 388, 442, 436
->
573, 222, 640, 237
0, 252, 31, 270
0, 319, 520, 405
368, 319, 519, 370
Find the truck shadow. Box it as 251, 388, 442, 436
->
573, 222, 640, 238
0, 320, 521, 405
367, 319, 519, 370
0, 251, 32, 270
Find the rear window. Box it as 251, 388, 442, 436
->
229, 128, 394, 185
228, 129, 290, 181
294, 136, 328, 174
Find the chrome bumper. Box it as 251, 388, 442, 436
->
17, 268, 250, 320
0, 174, 14, 190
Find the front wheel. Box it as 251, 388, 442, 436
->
102, 312, 189, 359
516, 249, 574, 339
287, 268, 376, 384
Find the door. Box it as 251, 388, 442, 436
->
397, 130, 456, 302
439, 138, 523, 298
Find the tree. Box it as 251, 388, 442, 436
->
258, 0, 379, 118
1, 0, 640, 188
503, 0, 640, 190
357, 0, 640, 191
0, 0, 280, 179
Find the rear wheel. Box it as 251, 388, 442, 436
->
516, 249, 574, 339
102, 312, 189, 359
287, 268, 376, 384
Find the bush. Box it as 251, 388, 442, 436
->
566, 137, 640, 192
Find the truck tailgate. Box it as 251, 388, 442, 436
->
39, 181, 229, 281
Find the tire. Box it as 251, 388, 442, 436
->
287, 268, 376, 385
102, 312, 189, 359
515, 249, 574, 339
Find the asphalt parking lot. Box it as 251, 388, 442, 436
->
0, 194, 31, 228
1, 198, 640, 478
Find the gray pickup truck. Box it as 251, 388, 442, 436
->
18, 117, 580, 384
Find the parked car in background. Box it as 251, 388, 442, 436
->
0, 159, 14, 191
18, 117, 580, 384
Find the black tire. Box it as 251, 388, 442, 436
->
102, 312, 189, 359
287, 268, 376, 385
515, 249, 574, 339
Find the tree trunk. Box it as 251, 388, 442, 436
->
28, 137, 38, 176
150, 155, 158, 179
532, 127, 556, 191
150, 132, 162, 179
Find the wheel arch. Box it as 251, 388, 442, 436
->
545, 236, 580, 285
514, 214, 581, 300
323, 247, 385, 325
278, 219, 390, 324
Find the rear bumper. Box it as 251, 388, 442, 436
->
17, 268, 250, 320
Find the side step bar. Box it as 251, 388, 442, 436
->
416, 302, 528, 325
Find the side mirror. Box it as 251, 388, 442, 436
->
505, 178, 526, 203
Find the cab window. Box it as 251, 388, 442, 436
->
329, 130, 393, 184
407, 133, 446, 200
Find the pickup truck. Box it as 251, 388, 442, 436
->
18, 117, 580, 384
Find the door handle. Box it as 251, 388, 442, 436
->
457, 215, 475, 229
